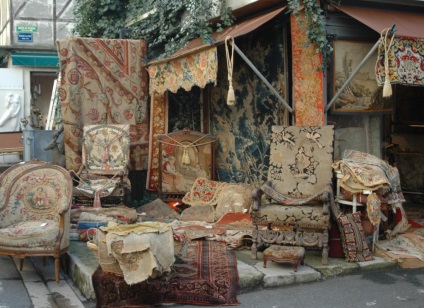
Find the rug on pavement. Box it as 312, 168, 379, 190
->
92, 240, 239, 307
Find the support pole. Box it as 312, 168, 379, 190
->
232, 43, 293, 113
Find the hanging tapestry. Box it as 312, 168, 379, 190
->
148, 47, 218, 95
147, 93, 168, 190
291, 12, 325, 125
376, 36, 424, 86
56, 38, 149, 172
210, 19, 288, 185
268, 125, 334, 198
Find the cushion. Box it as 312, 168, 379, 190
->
251, 204, 329, 228
180, 205, 215, 223
0, 220, 59, 249
215, 184, 253, 221
136, 198, 180, 222
182, 178, 228, 206
337, 211, 374, 262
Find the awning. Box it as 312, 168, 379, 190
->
148, 6, 287, 95
11, 52, 59, 67
336, 6, 424, 38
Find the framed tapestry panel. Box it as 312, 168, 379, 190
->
156, 129, 216, 201
332, 40, 393, 114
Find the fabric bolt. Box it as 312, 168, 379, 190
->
337, 212, 374, 262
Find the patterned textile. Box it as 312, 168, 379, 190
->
148, 47, 218, 95
333, 150, 405, 207
291, 12, 325, 126
215, 212, 253, 228
180, 205, 216, 223
337, 212, 374, 262
251, 204, 329, 228
376, 36, 424, 86
136, 198, 180, 222
147, 93, 168, 190
215, 184, 254, 221
268, 126, 334, 198
82, 124, 130, 174
75, 177, 121, 198
367, 193, 381, 226
92, 240, 239, 306
182, 177, 228, 206
56, 38, 149, 172
0, 220, 59, 248
173, 225, 226, 240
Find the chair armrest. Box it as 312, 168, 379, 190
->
252, 188, 264, 211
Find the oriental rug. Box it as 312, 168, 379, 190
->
92, 240, 239, 307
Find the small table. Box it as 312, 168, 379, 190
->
263, 245, 305, 272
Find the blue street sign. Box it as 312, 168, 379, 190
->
18, 33, 33, 42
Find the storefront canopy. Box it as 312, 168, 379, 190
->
11, 52, 59, 67
148, 6, 287, 95
336, 6, 424, 38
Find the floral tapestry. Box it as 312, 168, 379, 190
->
291, 12, 325, 125
148, 47, 218, 95
376, 36, 424, 86
56, 38, 149, 172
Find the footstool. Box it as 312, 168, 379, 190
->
263, 245, 305, 272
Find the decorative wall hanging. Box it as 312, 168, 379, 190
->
332, 40, 393, 114
156, 129, 216, 201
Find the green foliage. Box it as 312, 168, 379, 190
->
288, 0, 338, 68
73, 0, 234, 60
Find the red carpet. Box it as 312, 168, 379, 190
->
92, 240, 239, 307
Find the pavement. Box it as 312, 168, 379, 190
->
0, 240, 398, 308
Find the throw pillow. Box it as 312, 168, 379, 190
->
215, 184, 253, 221
180, 204, 215, 223
337, 211, 374, 262
136, 198, 180, 222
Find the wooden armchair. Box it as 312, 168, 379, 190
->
251, 126, 335, 265
0, 160, 72, 282
71, 124, 131, 207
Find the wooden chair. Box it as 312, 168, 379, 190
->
251, 125, 336, 265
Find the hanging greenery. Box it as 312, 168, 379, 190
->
73, 0, 234, 60
288, 0, 339, 67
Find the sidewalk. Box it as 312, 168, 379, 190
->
67, 240, 397, 301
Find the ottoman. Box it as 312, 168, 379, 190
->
263, 245, 305, 272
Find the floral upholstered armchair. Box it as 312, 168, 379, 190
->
0, 160, 72, 282
251, 126, 336, 265
71, 124, 131, 207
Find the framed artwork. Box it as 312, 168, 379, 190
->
332, 40, 393, 114
156, 129, 216, 201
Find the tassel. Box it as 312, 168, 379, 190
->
182, 148, 190, 165
93, 191, 101, 208
383, 78, 392, 98
227, 84, 235, 106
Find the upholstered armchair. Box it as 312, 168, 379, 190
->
71, 124, 131, 207
0, 160, 72, 282
251, 126, 336, 265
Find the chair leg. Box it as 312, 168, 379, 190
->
19, 258, 24, 271
251, 228, 258, 260
55, 257, 60, 283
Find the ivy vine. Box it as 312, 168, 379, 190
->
73, 0, 234, 61
288, 0, 340, 68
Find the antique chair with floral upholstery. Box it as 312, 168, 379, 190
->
251, 125, 336, 265
71, 124, 131, 207
0, 159, 72, 282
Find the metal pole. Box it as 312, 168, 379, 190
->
233, 43, 293, 113
326, 24, 396, 113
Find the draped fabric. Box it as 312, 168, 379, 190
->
148, 47, 218, 95
56, 38, 149, 172
147, 93, 168, 190
376, 36, 424, 86
291, 12, 325, 125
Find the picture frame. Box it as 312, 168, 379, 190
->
332, 40, 393, 114
156, 129, 216, 201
